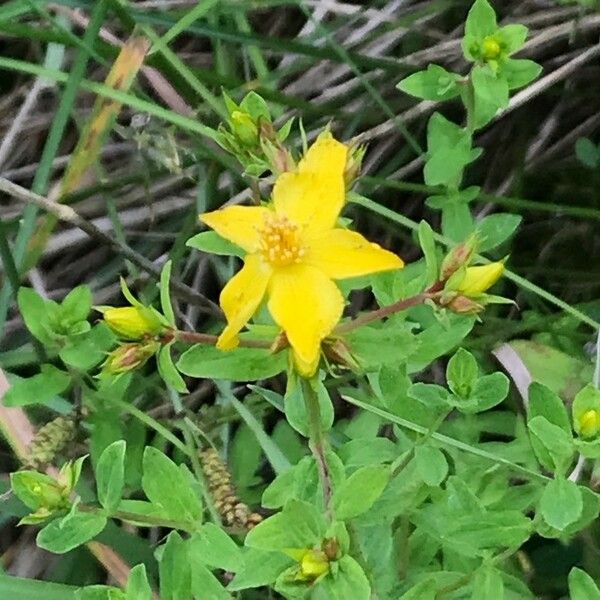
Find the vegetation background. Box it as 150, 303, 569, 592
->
0, 0, 599, 598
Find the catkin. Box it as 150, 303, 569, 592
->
199, 448, 262, 530
24, 414, 77, 470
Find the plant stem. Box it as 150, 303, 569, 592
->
335, 292, 432, 334
172, 289, 433, 350
301, 378, 333, 518
173, 330, 271, 349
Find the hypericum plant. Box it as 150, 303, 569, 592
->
5, 1, 600, 599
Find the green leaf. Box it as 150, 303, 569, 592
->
477, 213, 522, 251
414, 445, 448, 486
0, 575, 78, 600
527, 382, 572, 471
408, 383, 450, 409
540, 478, 583, 530
189, 523, 243, 572
159, 260, 176, 325
125, 564, 152, 600
527, 416, 574, 475
417, 220, 438, 286
346, 322, 418, 371
228, 549, 293, 591
502, 58, 542, 90
333, 465, 391, 520
3, 365, 71, 407
472, 566, 504, 600
11, 470, 63, 511
37, 512, 107, 554
471, 65, 509, 129
191, 564, 231, 600
142, 447, 203, 524
95, 440, 126, 513
17, 287, 54, 345
441, 201, 474, 242
60, 285, 92, 325
159, 532, 191, 600
464, 0, 497, 40
569, 568, 600, 600
339, 438, 398, 469
76, 586, 124, 600
408, 315, 476, 372
59, 324, 116, 371
245, 499, 326, 551
424, 113, 479, 187
186, 231, 244, 257
528, 382, 571, 432
397, 65, 462, 101
447, 348, 478, 398
283, 378, 333, 437
468, 372, 509, 412
399, 578, 437, 599
157, 344, 188, 393
312, 556, 371, 600
498, 23, 528, 54
177, 344, 287, 381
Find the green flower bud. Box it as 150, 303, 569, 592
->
577, 409, 600, 439
481, 35, 502, 61
231, 110, 259, 146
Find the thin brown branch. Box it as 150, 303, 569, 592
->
0, 177, 221, 314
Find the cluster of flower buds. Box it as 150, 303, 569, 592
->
97, 279, 169, 376
11, 457, 85, 525
216, 91, 295, 176
435, 234, 508, 315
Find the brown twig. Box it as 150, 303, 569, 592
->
0, 177, 221, 314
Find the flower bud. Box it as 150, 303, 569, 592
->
481, 36, 501, 61
440, 237, 478, 281
577, 409, 600, 439
456, 262, 505, 296
102, 341, 159, 374
445, 294, 484, 315
231, 110, 259, 147
299, 549, 330, 581
323, 338, 361, 373
103, 306, 163, 340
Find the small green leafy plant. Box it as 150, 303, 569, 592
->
3, 1, 600, 599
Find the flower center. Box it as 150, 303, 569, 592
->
258, 214, 306, 267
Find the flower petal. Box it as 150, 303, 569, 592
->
216, 254, 272, 350
268, 265, 344, 375
200, 206, 271, 253
273, 137, 348, 232
306, 229, 404, 280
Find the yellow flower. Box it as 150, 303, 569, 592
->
201, 136, 403, 376
577, 409, 600, 439
456, 262, 504, 296
103, 306, 163, 340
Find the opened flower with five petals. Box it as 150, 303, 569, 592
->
201, 135, 404, 376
